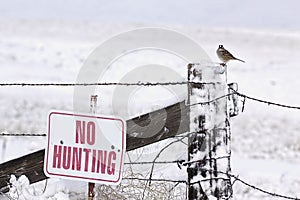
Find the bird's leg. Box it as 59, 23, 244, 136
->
220, 63, 227, 67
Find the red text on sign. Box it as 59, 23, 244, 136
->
52, 145, 116, 175
75, 120, 95, 145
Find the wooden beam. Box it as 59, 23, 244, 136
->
126, 100, 189, 151
0, 149, 45, 193
0, 101, 189, 192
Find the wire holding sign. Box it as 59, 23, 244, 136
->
89, 95, 97, 200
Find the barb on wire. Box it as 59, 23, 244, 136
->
0, 133, 46, 137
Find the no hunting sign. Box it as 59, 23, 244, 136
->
44, 111, 126, 185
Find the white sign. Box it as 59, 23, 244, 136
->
44, 111, 126, 185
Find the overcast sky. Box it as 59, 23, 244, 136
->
0, 0, 299, 30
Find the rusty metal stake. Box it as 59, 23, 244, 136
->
88, 95, 98, 199
88, 182, 95, 199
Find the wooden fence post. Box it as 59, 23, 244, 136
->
187, 63, 208, 200
187, 63, 232, 199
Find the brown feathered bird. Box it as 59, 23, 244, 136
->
216, 45, 245, 64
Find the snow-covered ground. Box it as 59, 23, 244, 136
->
1, 1, 300, 199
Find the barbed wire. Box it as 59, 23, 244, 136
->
1, 81, 300, 110
124, 177, 187, 184
231, 173, 300, 200
124, 160, 185, 165
189, 173, 299, 200
0, 81, 215, 87
0, 133, 46, 137
124, 155, 229, 166
234, 91, 300, 110
188, 92, 235, 107
188, 87, 300, 110
208, 169, 300, 200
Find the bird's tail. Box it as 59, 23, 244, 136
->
235, 58, 245, 63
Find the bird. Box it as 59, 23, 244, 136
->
216, 45, 245, 65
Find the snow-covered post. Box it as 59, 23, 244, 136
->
88, 95, 98, 199
187, 63, 208, 200
187, 63, 232, 199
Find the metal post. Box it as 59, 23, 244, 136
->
88, 95, 98, 200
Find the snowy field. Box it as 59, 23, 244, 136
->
1, 1, 300, 199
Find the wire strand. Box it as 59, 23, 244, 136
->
0, 81, 215, 87
237, 92, 300, 110
0, 133, 46, 137
190, 168, 300, 200
124, 177, 187, 184
231, 174, 300, 200
1, 81, 300, 109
